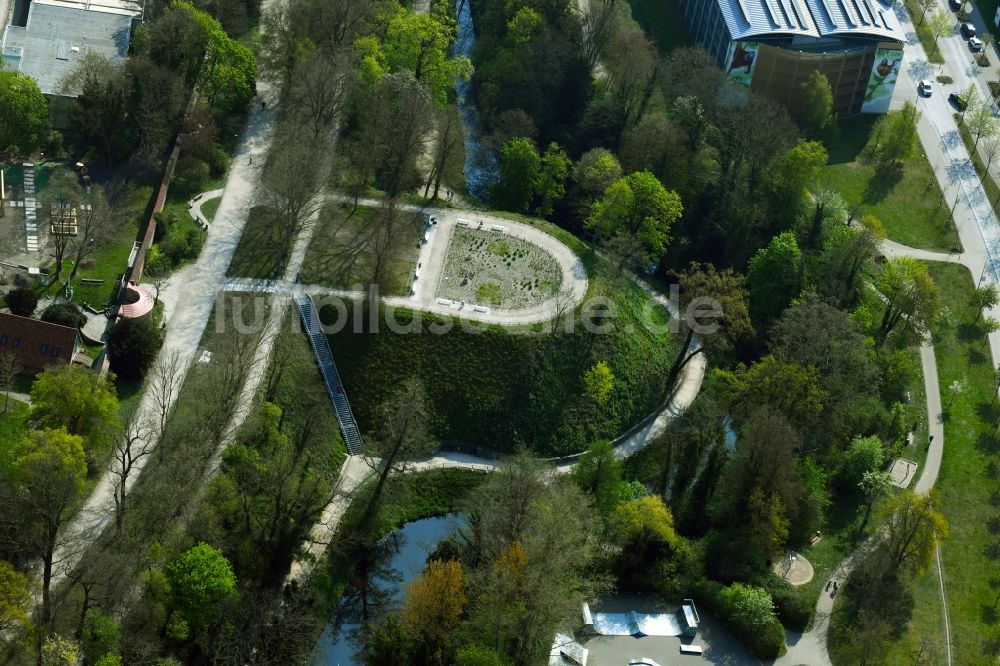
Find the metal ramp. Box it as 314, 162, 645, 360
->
295, 296, 363, 454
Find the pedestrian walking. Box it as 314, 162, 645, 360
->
825, 581, 831, 591
833, 581, 839, 591
249, 156, 253, 166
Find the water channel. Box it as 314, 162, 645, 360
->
309, 514, 459, 665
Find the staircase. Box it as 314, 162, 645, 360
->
295, 296, 364, 454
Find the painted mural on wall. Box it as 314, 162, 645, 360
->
862, 48, 903, 113
725, 41, 760, 87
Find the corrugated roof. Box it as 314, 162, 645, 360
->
0, 2, 131, 95
719, 0, 903, 41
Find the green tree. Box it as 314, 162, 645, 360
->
927, 10, 952, 58
965, 94, 997, 152
0, 71, 48, 154
30, 364, 120, 446
766, 140, 828, 228
106, 318, 163, 380
874, 257, 940, 344
876, 490, 947, 575
535, 142, 572, 217
878, 102, 919, 164
80, 609, 120, 664
454, 644, 508, 666
381, 6, 472, 105
40, 634, 80, 666
586, 171, 682, 268
360, 379, 436, 528
839, 435, 886, 491
718, 355, 825, 434
666, 263, 752, 391
801, 70, 834, 136
5, 287, 38, 317
747, 231, 802, 328
0, 560, 32, 633
14, 429, 87, 629
612, 495, 692, 583
491, 138, 541, 213
583, 360, 614, 405
858, 470, 894, 530
40, 303, 87, 329
164, 542, 237, 629
571, 440, 624, 515
819, 214, 885, 303
721, 583, 776, 630
973, 283, 1000, 322
572, 147, 622, 199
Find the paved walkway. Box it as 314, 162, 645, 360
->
188, 188, 224, 228
285, 278, 707, 582
42, 0, 284, 592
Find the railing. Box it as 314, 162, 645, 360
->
295, 296, 364, 454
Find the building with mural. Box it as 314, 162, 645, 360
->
680, 0, 904, 116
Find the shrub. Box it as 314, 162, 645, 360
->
758, 573, 813, 632
81, 609, 120, 664
107, 318, 162, 380
936, 75, 954, 84
691, 579, 786, 659
6, 287, 37, 316
41, 302, 86, 329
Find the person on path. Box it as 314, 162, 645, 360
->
825, 581, 832, 591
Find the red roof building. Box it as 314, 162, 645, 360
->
0, 312, 80, 372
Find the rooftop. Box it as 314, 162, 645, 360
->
718, 0, 904, 42
34, 0, 143, 18
1, 2, 131, 95
0, 312, 79, 371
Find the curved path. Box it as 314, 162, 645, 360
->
284, 274, 707, 582
771, 238, 952, 666
187, 188, 224, 228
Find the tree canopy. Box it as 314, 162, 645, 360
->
0, 72, 48, 154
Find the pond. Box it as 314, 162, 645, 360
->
309, 514, 460, 665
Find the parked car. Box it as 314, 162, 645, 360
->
949, 91, 969, 109
918, 79, 933, 96
949, 0, 962, 10
961, 22, 977, 38
970, 36, 985, 52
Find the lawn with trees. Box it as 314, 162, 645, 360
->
820, 113, 960, 252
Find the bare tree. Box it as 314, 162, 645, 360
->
0, 350, 21, 413
582, 0, 621, 68
290, 50, 356, 140
110, 411, 153, 537
260, 127, 326, 271
41, 169, 83, 281
360, 378, 436, 526
67, 186, 117, 283
147, 348, 186, 458
369, 72, 436, 201
423, 105, 465, 201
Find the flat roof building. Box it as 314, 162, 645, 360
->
1, 0, 135, 126
682, 0, 905, 115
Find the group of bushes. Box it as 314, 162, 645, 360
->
146, 208, 207, 276
692, 579, 787, 659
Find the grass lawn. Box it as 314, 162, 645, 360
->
227, 206, 285, 279
328, 248, 677, 456
627, 0, 690, 54
831, 262, 994, 664
201, 196, 222, 222
903, 0, 946, 64
0, 399, 30, 468
56, 184, 153, 309
821, 116, 960, 252
298, 203, 424, 297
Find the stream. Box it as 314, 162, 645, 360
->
453, 0, 498, 200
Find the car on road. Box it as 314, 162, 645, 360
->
961, 22, 977, 38
970, 36, 985, 52
949, 91, 970, 109
918, 79, 933, 96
